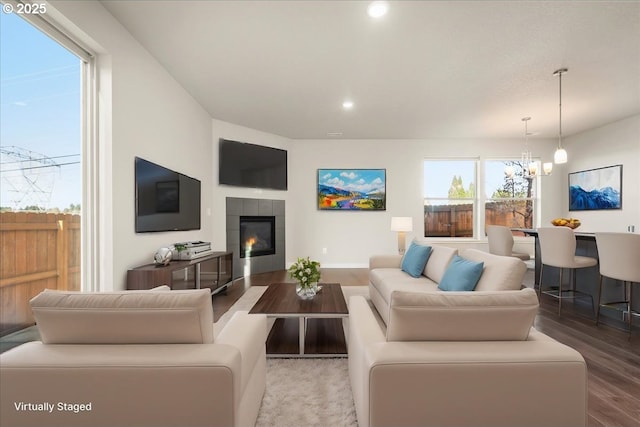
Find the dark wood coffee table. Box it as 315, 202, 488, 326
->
249, 282, 349, 357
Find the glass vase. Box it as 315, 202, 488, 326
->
295, 282, 318, 300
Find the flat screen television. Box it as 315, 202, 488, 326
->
219, 138, 288, 190
135, 157, 201, 233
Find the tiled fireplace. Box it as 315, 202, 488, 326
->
226, 197, 285, 279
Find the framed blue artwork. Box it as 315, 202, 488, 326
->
569, 164, 622, 211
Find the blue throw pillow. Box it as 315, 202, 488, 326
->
401, 243, 432, 278
438, 255, 484, 291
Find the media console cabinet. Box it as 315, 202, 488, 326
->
127, 251, 233, 295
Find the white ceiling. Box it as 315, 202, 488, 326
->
100, 0, 640, 140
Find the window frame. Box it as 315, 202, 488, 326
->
6, 1, 99, 291
483, 158, 539, 233
424, 157, 541, 240
423, 158, 479, 239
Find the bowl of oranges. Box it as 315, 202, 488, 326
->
551, 218, 581, 229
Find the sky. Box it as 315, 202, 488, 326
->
423, 159, 517, 200
0, 10, 81, 210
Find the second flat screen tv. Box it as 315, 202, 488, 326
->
219, 139, 287, 190
135, 157, 201, 233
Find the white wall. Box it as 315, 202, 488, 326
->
51, 1, 214, 290
561, 114, 640, 232
290, 138, 560, 267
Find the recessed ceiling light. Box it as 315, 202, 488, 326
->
367, 1, 388, 18
342, 100, 354, 110
327, 132, 343, 137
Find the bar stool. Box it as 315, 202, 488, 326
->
538, 227, 598, 316
487, 225, 531, 260
594, 232, 640, 337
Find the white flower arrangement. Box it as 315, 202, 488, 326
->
288, 257, 321, 288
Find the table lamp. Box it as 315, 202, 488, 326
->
390, 217, 413, 255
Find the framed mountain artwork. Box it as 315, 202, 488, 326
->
317, 169, 386, 210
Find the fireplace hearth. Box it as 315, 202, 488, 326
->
240, 216, 276, 258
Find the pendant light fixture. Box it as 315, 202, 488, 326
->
521, 117, 538, 178
553, 68, 568, 164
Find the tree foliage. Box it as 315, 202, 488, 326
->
491, 161, 533, 199
448, 175, 475, 198
489, 161, 534, 228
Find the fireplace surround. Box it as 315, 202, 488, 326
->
226, 197, 285, 279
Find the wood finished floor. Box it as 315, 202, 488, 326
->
214, 268, 640, 427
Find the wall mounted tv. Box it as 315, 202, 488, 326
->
219, 138, 288, 190
135, 157, 201, 233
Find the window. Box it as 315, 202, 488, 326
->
0, 6, 94, 336
423, 159, 539, 239
485, 160, 537, 231
424, 160, 477, 238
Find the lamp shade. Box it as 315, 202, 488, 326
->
391, 217, 413, 232
554, 147, 568, 164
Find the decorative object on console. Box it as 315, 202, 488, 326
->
288, 257, 321, 300
153, 247, 173, 266
553, 68, 569, 164
569, 164, 622, 211
391, 216, 413, 255
317, 169, 386, 210
401, 242, 432, 278
172, 240, 213, 260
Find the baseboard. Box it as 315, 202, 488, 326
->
285, 262, 368, 269
318, 263, 369, 269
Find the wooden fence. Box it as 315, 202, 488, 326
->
424, 201, 533, 237
0, 212, 80, 336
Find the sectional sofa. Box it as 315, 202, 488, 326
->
348, 242, 588, 427
369, 244, 528, 324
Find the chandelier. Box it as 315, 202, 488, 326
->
505, 117, 552, 180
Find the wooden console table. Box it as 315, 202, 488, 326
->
127, 251, 233, 295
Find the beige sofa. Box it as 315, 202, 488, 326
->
348, 289, 588, 427
369, 244, 528, 324
0, 288, 267, 427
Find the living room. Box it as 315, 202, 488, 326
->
1, 1, 639, 426
26, 0, 636, 290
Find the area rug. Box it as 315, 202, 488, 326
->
214, 285, 367, 427
257, 358, 358, 427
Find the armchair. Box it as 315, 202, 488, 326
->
0, 288, 267, 427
